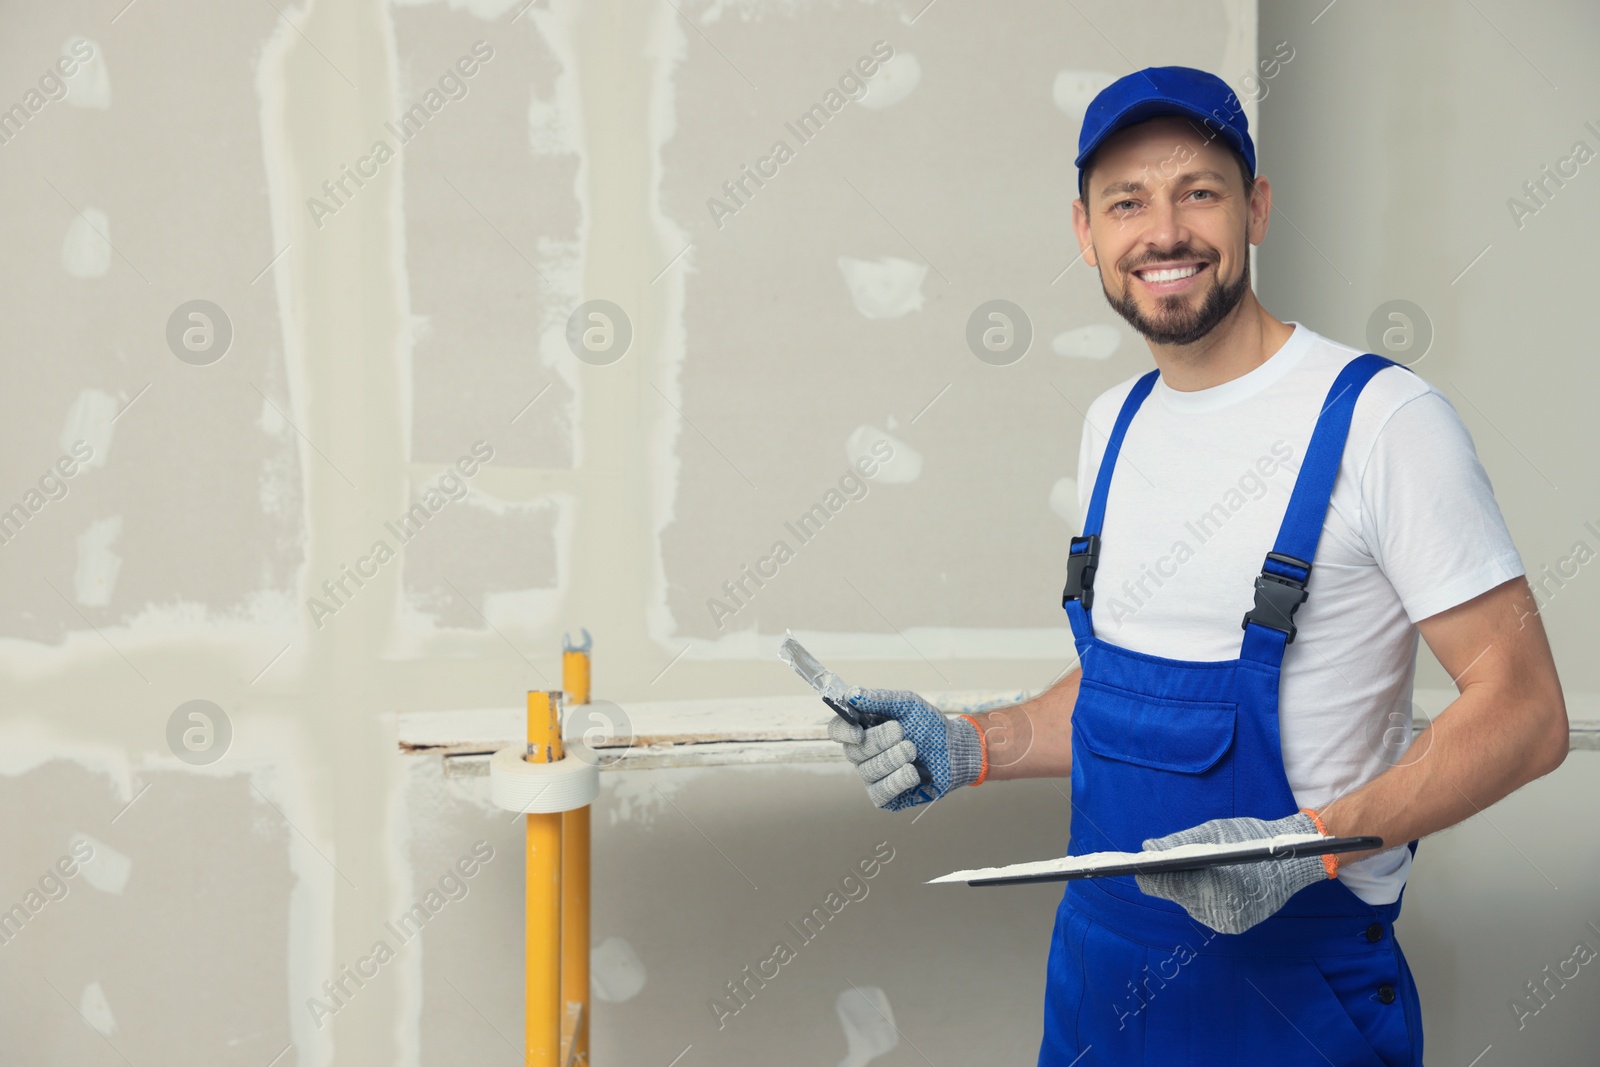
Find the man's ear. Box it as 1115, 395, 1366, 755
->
1246, 174, 1272, 248
1071, 197, 1098, 268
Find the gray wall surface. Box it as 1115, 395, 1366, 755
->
1, 0, 1595, 1064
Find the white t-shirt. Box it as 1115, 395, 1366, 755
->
1074, 322, 1525, 904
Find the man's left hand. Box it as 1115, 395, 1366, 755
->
1133, 811, 1333, 935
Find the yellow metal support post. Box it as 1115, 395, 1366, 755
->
561, 642, 592, 1066
526, 691, 563, 1066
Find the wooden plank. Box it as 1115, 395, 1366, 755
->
406, 692, 1600, 770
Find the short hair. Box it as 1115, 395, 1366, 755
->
1077, 141, 1255, 206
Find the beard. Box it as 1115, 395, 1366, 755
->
1101, 249, 1251, 347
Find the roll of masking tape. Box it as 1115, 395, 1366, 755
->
489, 744, 601, 814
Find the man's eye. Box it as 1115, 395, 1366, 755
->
1189, 189, 1215, 200
1112, 199, 1137, 212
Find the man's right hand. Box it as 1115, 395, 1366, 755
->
826, 688, 984, 811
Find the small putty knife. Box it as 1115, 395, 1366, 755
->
778, 632, 933, 785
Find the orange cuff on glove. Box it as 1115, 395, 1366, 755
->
1299, 806, 1340, 878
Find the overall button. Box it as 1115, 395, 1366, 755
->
1365, 923, 1384, 942
1377, 983, 1396, 1004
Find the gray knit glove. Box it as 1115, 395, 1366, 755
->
1133, 812, 1333, 935
826, 688, 984, 810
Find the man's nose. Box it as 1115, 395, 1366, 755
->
1139, 196, 1190, 253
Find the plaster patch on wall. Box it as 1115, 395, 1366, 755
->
0, 591, 299, 679
643, 3, 692, 648
1052, 70, 1116, 119
590, 936, 646, 1002
62, 208, 113, 278
258, 397, 299, 519
845, 425, 919, 484
230, 718, 334, 1067
70, 830, 132, 893
858, 52, 919, 110
1051, 323, 1120, 360
63, 37, 111, 109
836, 985, 898, 1067
78, 980, 118, 1036
604, 769, 702, 828
73, 516, 123, 607
0, 721, 135, 800
60, 389, 118, 468
837, 255, 927, 319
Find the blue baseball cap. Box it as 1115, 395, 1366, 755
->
1074, 66, 1255, 181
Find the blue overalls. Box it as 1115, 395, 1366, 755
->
1040, 353, 1425, 1066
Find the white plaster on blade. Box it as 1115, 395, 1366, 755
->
1052, 70, 1116, 120
61, 388, 119, 468
591, 936, 647, 1003
71, 832, 132, 894
63, 38, 111, 110
837, 256, 927, 319
929, 833, 1330, 884
845, 425, 919, 484
1048, 476, 1077, 526
73, 516, 124, 607
63, 208, 113, 278
858, 53, 919, 110
1051, 324, 1120, 360
79, 981, 118, 1036
836, 985, 898, 1067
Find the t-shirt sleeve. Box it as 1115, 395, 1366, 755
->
1358, 388, 1526, 623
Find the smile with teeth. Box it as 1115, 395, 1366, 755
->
1135, 263, 1204, 283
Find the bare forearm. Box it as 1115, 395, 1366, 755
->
1321, 690, 1565, 863
973, 666, 1079, 781
1320, 584, 1570, 864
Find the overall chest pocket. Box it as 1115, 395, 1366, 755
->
1071, 678, 1241, 851
1074, 678, 1238, 772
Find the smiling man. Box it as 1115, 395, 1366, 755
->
825, 66, 1569, 1064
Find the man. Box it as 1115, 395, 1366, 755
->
827, 66, 1569, 1064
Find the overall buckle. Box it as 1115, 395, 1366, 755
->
1241, 552, 1310, 642
1062, 534, 1100, 611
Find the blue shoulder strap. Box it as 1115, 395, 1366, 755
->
1081, 370, 1160, 539
1061, 369, 1158, 644
1240, 353, 1409, 664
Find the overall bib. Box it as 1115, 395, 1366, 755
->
1039, 354, 1425, 1066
